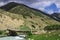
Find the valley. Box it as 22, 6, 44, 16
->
0, 2, 60, 40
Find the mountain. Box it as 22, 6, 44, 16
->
0, 2, 20, 11
0, 9, 24, 30
51, 13, 60, 20
44, 3, 60, 21
0, 2, 60, 34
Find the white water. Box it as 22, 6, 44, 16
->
0, 36, 25, 40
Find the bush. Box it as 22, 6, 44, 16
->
0, 31, 3, 35
0, 30, 7, 36
27, 31, 32, 38
44, 25, 60, 31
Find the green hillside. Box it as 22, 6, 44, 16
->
0, 2, 60, 34
0, 9, 24, 30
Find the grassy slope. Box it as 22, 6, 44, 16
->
0, 9, 25, 30
0, 2, 60, 33
9, 5, 60, 25
8, 4, 60, 33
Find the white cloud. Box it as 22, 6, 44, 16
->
47, 10, 54, 14
56, 3, 60, 8
58, 9, 60, 13
0, 2, 8, 6
28, 1, 53, 12
38, 7, 45, 11
43, 9, 54, 14
30, 1, 52, 7
28, 0, 60, 13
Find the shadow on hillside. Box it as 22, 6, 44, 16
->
0, 2, 20, 11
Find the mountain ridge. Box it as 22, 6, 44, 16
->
0, 2, 60, 22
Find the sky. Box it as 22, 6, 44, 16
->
0, 0, 60, 14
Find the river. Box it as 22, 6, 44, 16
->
0, 36, 26, 40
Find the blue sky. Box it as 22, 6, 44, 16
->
0, 0, 60, 14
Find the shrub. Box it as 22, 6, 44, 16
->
44, 25, 60, 31
27, 31, 32, 38
0, 31, 3, 35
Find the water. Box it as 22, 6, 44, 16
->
0, 36, 25, 40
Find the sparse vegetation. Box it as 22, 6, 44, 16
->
0, 30, 7, 36
44, 25, 60, 31
0, 2, 60, 36
20, 25, 31, 31
0, 31, 3, 35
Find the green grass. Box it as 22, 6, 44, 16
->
19, 25, 31, 31
28, 31, 60, 40
0, 30, 7, 36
